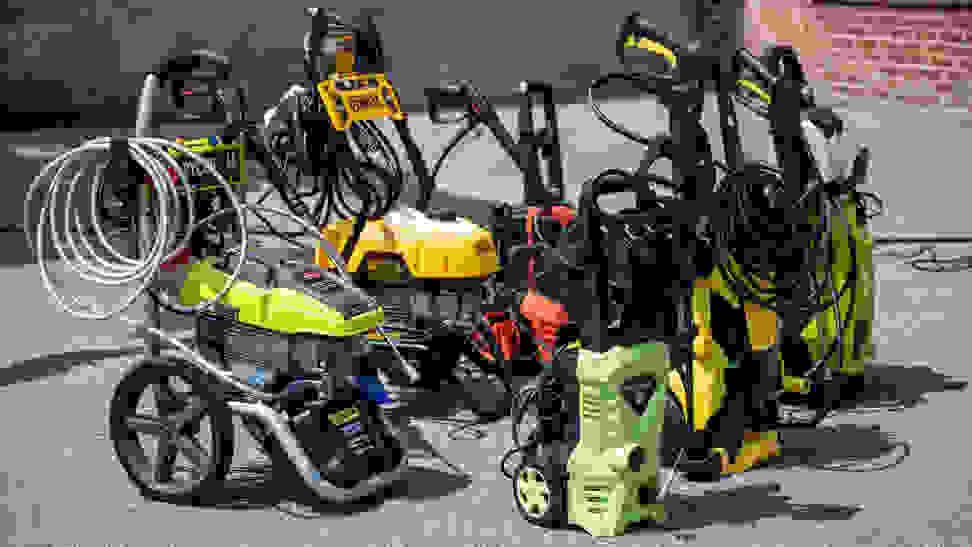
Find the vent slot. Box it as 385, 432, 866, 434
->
581, 386, 602, 420
582, 482, 613, 512
312, 277, 343, 293
375, 296, 414, 327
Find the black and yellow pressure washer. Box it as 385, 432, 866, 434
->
591, 9, 876, 481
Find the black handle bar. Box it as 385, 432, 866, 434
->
150, 50, 232, 84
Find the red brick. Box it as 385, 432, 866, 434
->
879, 65, 901, 78
901, 16, 949, 29
942, 69, 969, 81
831, 37, 854, 49
888, 41, 928, 52
846, 25, 880, 36
873, 89, 890, 99
937, 82, 954, 94
940, 31, 965, 44
877, 15, 901, 26
900, 95, 940, 106
955, 21, 972, 33
946, 46, 972, 59
890, 29, 913, 40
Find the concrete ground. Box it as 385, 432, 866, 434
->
1, 96, 971, 547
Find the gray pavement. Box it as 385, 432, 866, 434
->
2, 96, 972, 546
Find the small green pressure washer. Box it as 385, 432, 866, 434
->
500, 158, 712, 536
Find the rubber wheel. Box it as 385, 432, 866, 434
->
513, 462, 566, 528
109, 357, 234, 505
455, 347, 513, 422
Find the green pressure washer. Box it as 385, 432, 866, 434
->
499, 127, 715, 536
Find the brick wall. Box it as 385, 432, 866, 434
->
746, 0, 972, 109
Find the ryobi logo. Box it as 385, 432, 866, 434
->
181, 157, 219, 178
328, 407, 360, 426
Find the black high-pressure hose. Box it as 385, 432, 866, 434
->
431, 121, 481, 183
426, 80, 496, 185
500, 371, 559, 480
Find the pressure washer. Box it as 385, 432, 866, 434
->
423, 78, 575, 381
499, 158, 711, 536
22, 49, 413, 505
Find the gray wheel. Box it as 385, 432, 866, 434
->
108, 357, 234, 505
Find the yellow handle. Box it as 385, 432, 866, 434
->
317, 74, 405, 132
737, 79, 772, 104
377, 79, 404, 119
318, 81, 353, 131
624, 36, 678, 69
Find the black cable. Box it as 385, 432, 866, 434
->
588, 72, 678, 147
431, 120, 480, 183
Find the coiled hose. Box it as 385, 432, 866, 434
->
23, 136, 249, 320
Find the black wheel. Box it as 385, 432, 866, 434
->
511, 380, 544, 448
453, 350, 512, 422
513, 462, 567, 528
108, 357, 235, 505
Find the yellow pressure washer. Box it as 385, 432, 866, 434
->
297, 9, 510, 416
586, 11, 879, 480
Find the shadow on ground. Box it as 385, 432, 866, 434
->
0, 334, 195, 388
837, 362, 968, 413
0, 347, 143, 388
200, 461, 471, 517
625, 481, 861, 539
773, 423, 910, 473
189, 419, 473, 516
